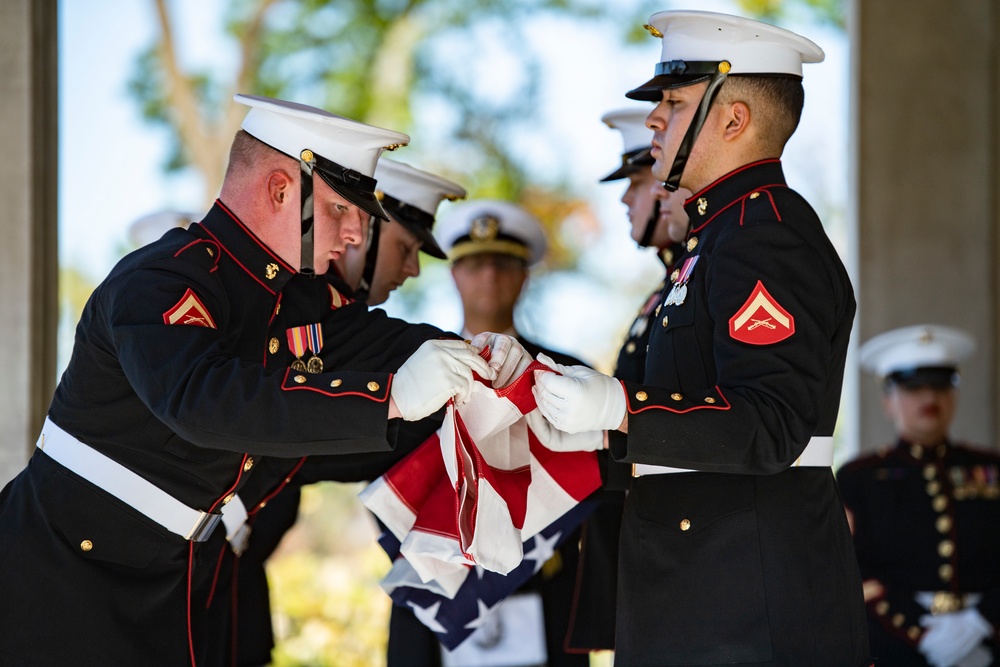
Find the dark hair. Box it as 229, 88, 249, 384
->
716, 75, 805, 152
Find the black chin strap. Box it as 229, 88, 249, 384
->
298, 149, 316, 277
354, 216, 381, 303
637, 198, 661, 248
663, 64, 730, 192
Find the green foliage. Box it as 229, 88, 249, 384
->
735, 0, 846, 30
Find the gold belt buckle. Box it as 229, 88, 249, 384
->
930, 591, 964, 615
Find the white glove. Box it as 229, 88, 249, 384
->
391, 339, 496, 421
918, 608, 993, 667
524, 409, 604, 452
469, 332, 531, 387
532, 352, 626, 434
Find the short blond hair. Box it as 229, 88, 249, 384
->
224, 130, 292, 180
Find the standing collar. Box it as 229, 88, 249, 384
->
194, 200, 297, 294
683, 159, 787, 231
895, 437, 951, 462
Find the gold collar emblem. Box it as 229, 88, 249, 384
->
697, 197, 708, 216
265, 263, 279, 280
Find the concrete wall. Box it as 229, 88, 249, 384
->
853, 0, 1000, 451
0, 0, 58, 486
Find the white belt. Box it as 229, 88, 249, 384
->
221, 494, 251, 556
36, 417, 223, 541
632, 436, 835, 477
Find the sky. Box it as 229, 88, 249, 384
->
58, 0, 853, 448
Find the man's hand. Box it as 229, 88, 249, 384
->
390, 339, 496, 421
524, 409, 604, 452
918, 608, 993, 667
532, 353, 626, 434
470, 332, 531, 387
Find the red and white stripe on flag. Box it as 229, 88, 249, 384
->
360, 359, 602, 592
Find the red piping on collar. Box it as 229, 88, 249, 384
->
686, 158, 782, 202
216, 199, 296, 273
199, 225, 279, 295
690, 182, 786, 234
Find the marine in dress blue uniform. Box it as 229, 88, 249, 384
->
0, 96, 497, 667
533, 11, 869, 666
566, 107, 688, 653
385, 200, 590, 667
837, 325, 1000, 666
208, 158, 469, 667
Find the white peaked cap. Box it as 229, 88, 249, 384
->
601, 107, 654, 156
435, 199, 548, 267
375, 158, 466, 259
652, 10, 823, 76
235, 94, 409, 176
127, 210, 198, 248
375, 159, 466, 217
860, 324, 976, 377
628, 10, 823, 100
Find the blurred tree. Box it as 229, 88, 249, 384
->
736, 0, 845, 30
128, 0, 662, 271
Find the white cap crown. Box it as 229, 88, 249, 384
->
601, 107, 654, 155
435, 199, 548, 266
375, 159, 466, 217
860, 324, 975, 377
649, 10, 824, 78
235, 94, 409, 177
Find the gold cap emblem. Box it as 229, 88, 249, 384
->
470, 215, 500, 242
643, 23, 663, 38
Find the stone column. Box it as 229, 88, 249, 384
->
0, 0, 58, 485
853, 0, 1000, 452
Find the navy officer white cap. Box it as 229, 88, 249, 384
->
435, 199, 547, 267
600, 107, 655, 182
860, 324, 975, 383
375, 159, 467, 260
627, 10, 824, 100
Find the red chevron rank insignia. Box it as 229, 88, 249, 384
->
163, 288, 217, 328
328, 284, 353, 310
729, 280, 794, 345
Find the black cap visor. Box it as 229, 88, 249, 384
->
886, 366, 959, 390
600, 147, 655, 182
381, 195, 447, 259
626, 60, 722, 101
312, 151, 389, 221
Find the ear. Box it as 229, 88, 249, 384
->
266, 169, 294, 214
720, 100, 751, 142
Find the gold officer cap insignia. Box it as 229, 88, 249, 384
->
643, 23, 663, 38
470, 214, 500, 242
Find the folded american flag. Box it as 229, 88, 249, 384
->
359, 360, 602, 649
